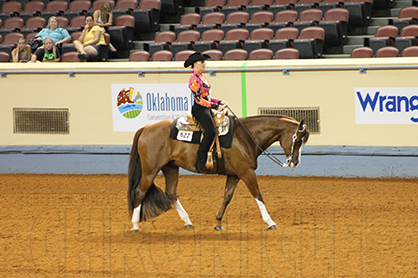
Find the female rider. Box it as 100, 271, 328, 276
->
184, 52, 228, 172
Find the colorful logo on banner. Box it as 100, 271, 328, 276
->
116, 87, 143, 119
112, 84, 191, 132
355, 88, 418, 124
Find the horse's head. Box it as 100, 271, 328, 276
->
281, 118, 310, 168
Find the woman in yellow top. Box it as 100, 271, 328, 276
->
74, 14, 106, 61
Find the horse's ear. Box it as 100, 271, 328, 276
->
299, 118, 306, 131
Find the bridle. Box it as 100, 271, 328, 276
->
228, 106, 305, 168
286, 124, 306, 166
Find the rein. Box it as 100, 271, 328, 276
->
227, 106, 289, 168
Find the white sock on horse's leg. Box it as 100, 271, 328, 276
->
131, 204, 141, 231
175, 199, 193, 227
255, 198, 276, 228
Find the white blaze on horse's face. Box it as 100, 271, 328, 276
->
287, 124, 307, 168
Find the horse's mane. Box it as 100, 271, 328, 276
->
238, 114, 299, 125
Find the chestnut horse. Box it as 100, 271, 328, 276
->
128, 115, 309, 231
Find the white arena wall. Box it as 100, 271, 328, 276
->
0, 59, 417, 177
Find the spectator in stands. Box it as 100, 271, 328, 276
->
34, 16, 71, 47
93, 2, 117, 52
184, 52, 228, 172
30, 37, 61, 62
12, 37, 32, 63
74, 14, 107, 61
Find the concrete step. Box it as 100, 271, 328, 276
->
322, 53, 350, 58
393, 0, 415, 8
371, 17, 395, 26
347, 35, 373, 45
344, 44, 363, 54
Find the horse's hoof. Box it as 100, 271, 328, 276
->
131, 228, 139, 232
214, 226, 223, 231
268, 224, 277, 230
185, 224, 194, 229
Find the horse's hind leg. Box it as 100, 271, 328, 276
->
214, 175, 240, 231
241, 170, 277, 230
162, 164, 193, 229
131, 173, 158, 231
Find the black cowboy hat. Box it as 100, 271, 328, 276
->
184, 52, 211, 68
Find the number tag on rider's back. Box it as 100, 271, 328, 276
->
177, 131, 193, 142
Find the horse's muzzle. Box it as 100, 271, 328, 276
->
286, 155, 300, 168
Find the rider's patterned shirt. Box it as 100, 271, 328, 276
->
188, 70, 221, 109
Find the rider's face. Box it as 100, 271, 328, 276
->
194, 60, 206, 72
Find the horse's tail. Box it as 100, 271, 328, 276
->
128, 127, 173, 221
128, 128, 144, 218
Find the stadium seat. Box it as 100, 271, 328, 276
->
66, 15, 85, 33
174, 50, 195, 61
245, 11, 273, 35
61, 52, 81, 62
293, 9, 323, 32
389, 6, 418, 35
170, 13, 201, 36
246, 0, 273, 17
152, 50, 173, 61
394, 25, 418, 55
318, 8, 349, 51
170, 30, 200, 57
375, 46, 399, 57
129, 50, 150, 61
112, 0, 138, 21
350, 46, 373, 58
196, 0, 226, 21
343, 0, 372, 32
364, 25, 398, 55
20, 16, 45, 37
268, 27, 298, 54
132, 0, 161, 38
194, 29, 224, 52
402, 46, 418, 57
20, 1, 44, 23
274, 48, 299, 59
220, 0, 250, 18
108, 14, 135, 57
244, 27, 273, 53
56, 16, 68, 28
144, 31, 176, 59
202, 49, 223, 60
0, 32, 24, 58
293, 26, 324, 58
249, 48, 273, 60
268, 10, 298, 35
294, 0, 318, 15
3, 16, 24, 29
218, 28, 248, 54
64, 0, 91, 23
0, 51, 10, 62
269, 0, 297, 17
223, 48, 247, 60
41, 1, 68, 23
196, 12, 225, 35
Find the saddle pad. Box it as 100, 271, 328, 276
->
169, 115, 235, 148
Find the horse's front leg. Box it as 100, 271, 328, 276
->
215, 175, 240, 230
241, 170, 277, 230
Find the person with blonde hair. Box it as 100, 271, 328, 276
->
74, 14, 107, 61
12, 37, 32, 62
30, 37, 61, 62
34, 16, 71, 46
93, 2, 117, 52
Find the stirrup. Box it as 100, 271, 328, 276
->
206, 152, 214, 169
